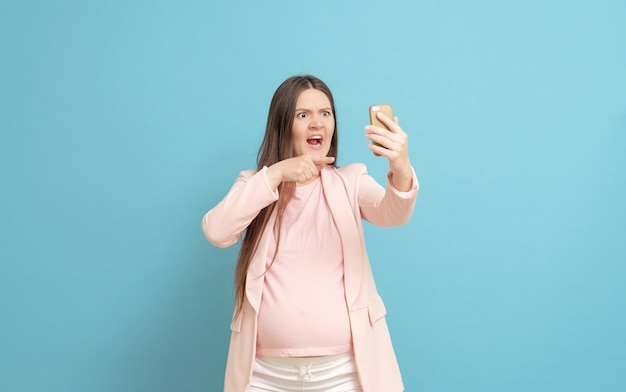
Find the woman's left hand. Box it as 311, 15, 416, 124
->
365, 112, 413, 191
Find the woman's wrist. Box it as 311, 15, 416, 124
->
266, 162, 284, 191
390, 164, 413, 192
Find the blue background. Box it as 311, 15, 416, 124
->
1, 0, 625, 391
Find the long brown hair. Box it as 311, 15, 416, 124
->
233, 75, 339, 316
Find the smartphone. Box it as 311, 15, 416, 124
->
369, 104, 393, 155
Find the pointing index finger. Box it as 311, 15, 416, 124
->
313, 156, 335, 164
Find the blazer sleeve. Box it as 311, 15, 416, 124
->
356, 165, 419, 227
202, 166, 279, 248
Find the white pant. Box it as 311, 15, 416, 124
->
250, 352, 363, 392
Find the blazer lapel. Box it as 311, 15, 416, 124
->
245, 208, 277, 314
321, 167, 363, 308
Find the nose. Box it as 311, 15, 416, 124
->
309, 115, 324, 128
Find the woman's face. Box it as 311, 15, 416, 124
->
291, 88, 335, 158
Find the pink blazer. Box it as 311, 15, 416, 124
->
203, 163, 418, 392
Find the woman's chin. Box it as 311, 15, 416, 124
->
295, 147, 330, 159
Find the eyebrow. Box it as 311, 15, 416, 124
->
295, 107, 332, 112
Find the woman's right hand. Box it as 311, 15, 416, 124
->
266, 155, 335, 189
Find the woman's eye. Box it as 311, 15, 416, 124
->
297, 112, 307, 118
322, 111, 331, 117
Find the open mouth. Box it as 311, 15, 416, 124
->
307, 135, 323, 146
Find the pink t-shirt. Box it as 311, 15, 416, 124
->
256, 178, 352, 357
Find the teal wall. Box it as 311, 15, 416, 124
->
1, 1, 624, 391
